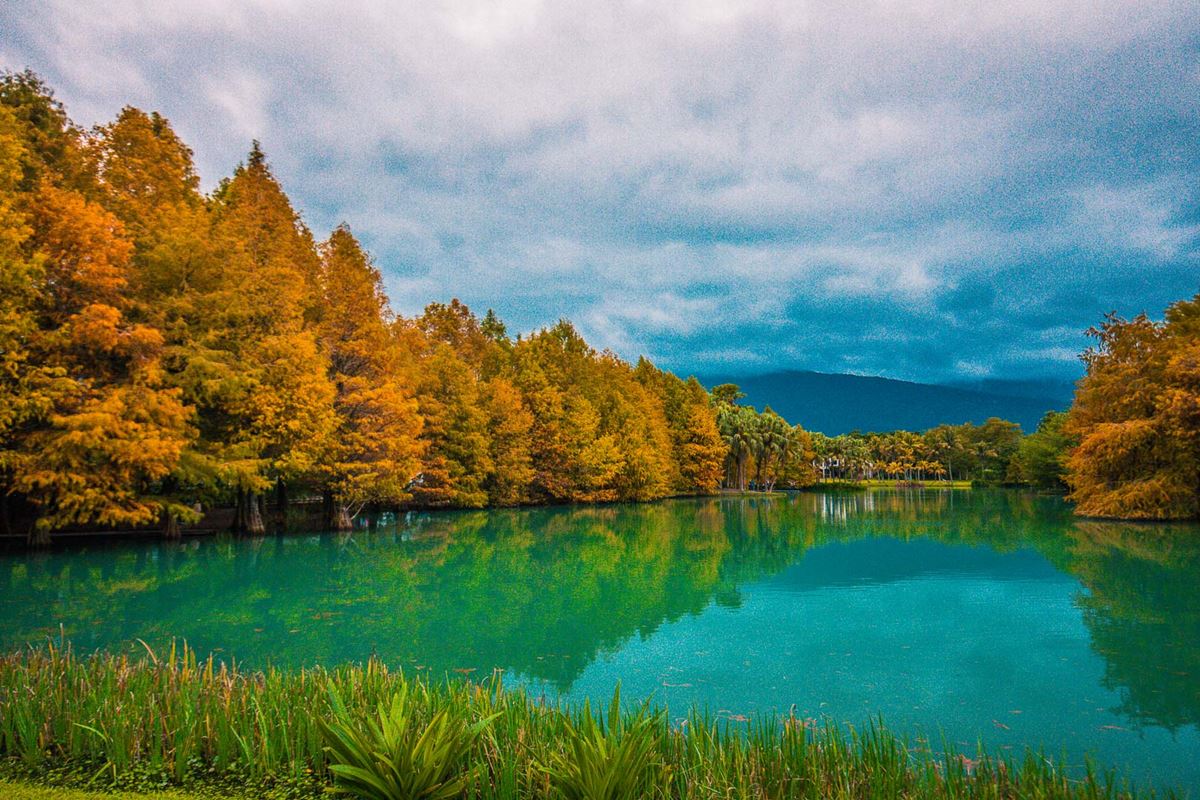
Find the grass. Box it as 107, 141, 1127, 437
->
0, 642, 1178, 799
0, 779, 213, 799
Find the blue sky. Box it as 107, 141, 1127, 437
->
3, 1, 1198, 383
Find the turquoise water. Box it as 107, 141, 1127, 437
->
1, 490, 1198, 791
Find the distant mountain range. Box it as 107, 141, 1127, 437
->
695, 370, 1076, 435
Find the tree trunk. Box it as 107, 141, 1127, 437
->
232, 487, 245, 533
0, 492, 9, 538
332, 504, 353, 531
27, 522, 50, 547
160, 508, 181, 540
247, 493, 265, 535
232, 488, 266, 535
323, 490, 355, 531
273, 478, 288, 530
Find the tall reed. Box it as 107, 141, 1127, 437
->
0, 643, 1172, 799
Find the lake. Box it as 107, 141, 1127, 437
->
1, 490, 1198, 791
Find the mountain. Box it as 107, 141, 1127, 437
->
943, 377, 1077, 406
695, 370, 1072, 435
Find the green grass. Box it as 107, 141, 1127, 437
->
0, 643, 1177, 799
0, 779, 216, 799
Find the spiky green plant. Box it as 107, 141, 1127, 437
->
317, 684, 495, 800
540, 686, 666, 800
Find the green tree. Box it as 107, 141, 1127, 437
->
1014, 411, 1075, 491
411, 303, 496, 508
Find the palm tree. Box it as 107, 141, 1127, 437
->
717, 405, 761, 491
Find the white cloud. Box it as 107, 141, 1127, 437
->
1071, 180, 1200, 260
3, 0, 1198, 381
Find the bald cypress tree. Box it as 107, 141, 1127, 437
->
85, 106, 216, 536
0, 104, 43, 538
482, 375, 533, 506
13, 185, 192, 541
410, 309, 493, 508
86, 107, 216, 313
178, 144, 336, 533
1065, 297, 1200, 519
635, 360, 727, 495
1, 74, 191, 543
318, 225, 423, 528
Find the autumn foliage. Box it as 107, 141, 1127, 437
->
1063, 296, 1200, 519
0, 71, 731, 542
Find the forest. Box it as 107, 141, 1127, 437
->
1, 68, 1195, 544
0, 70, 738, 544
709, 385, 1065, 491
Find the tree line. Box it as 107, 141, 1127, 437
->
788, 286, 1200, 521
803, 415, 1070, 489
0, 71, 731, 544
705, 383, 1073, 492
6, 68, 1183, 536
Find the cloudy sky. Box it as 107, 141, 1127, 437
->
4, 1, 1198, 383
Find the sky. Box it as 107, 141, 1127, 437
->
3, 1, 1198, 384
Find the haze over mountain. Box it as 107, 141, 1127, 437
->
698, 371, 1073, 435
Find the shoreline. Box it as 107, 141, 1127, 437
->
0, 486, 1058, 546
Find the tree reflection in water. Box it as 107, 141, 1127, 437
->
0, 490, 1197, 731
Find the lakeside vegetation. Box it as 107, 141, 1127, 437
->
0, 70, 734, 544
1063, 298, 1200, 519
0, 643, 1174, 800
808, 416, 1064, 488
3, 65, 1196, 546
712, 392, 1069, 492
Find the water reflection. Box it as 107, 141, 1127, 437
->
1068, 520, 1200, 731
0, 490, 1197, 736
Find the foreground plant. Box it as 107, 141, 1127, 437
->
318, 684, 495, 800
0, 642, 1175, 799
540, 687, 666, 800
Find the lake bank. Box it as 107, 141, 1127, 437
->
0, 492, 730, 546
